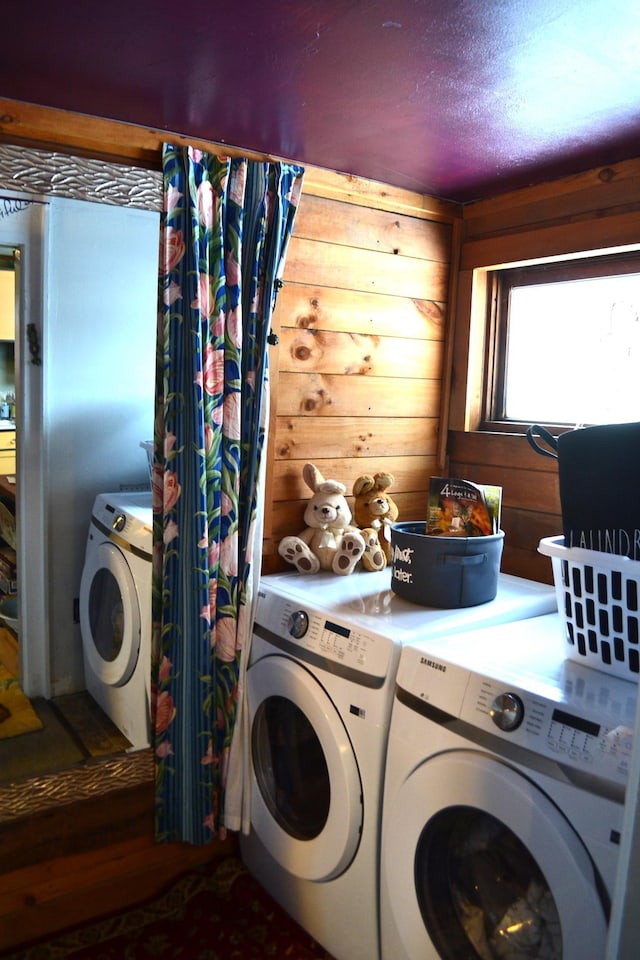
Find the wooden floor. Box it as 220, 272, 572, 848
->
0, 624, 132, 785
0, 692, 135, 782
0, 624, 238, 955
0, 693, 238, 953
0, 822, 238, 952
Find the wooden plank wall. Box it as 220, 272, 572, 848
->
262, 185, 458, 572
0, 96, 461, 581
448, 158, 640, 583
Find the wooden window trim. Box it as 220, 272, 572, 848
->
480, 250, 640, 434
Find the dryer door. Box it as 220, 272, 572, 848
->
80, 539, 141, 687
247, 653, 363, 883
383, 750, 608, 960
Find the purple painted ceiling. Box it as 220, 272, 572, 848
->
3, 0, 640, 202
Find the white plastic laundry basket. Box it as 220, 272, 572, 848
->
538, 536, 640, 681
140, 440, 154, 486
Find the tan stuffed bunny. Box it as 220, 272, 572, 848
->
352, 472, 399, 569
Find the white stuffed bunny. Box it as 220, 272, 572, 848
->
278, 462, 367, 575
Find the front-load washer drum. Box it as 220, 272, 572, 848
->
383, 750, 609, 960
247, 653, 363, 882
80, 538, 141, 687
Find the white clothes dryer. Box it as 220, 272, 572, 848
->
380, 613, 638, 960
79, 491, 152, 751
240, 568, 556, 960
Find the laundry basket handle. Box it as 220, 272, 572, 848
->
526, 424, 559, 460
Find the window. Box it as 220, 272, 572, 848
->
483, 252, 640, 432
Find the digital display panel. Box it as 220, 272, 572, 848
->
324, 620, 350, 638
552, 707, 600, 738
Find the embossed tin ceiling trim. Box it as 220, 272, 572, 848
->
0, 143, 162, 211
0, 749, 154, 821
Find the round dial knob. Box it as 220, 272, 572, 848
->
113, 513, 126, 532
288, 609, 309, 639
490, 692, 524, 732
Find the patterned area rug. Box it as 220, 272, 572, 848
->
0, 664, 43, 740
2, 857, 337, 959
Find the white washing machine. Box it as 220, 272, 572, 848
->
79, 491, 153, 751
240, 568, 557, 960
380, 613, 638, 960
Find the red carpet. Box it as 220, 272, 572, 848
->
2, 857, 337, 959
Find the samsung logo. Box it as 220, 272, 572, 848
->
420, 656, 446, 673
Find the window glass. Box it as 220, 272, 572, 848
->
486, 254, 640, 429
252, 695, 330, 840
88, 568, 124, 662
415, 806, 562, 959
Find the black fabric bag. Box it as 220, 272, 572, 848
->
527, 422, 640, 559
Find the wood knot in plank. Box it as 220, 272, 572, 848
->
294, 343, 312, 361
345, 359, 373, 375
302, 389, 330, 413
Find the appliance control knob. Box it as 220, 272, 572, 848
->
113, 513, 126, 532
288, 610, 309, 639
490, 692, 524, 732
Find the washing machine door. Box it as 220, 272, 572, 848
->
383, 750, 608, 960
80, 538, 141, 687
247, 653, 363, 883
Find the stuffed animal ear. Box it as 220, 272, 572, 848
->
303, 462, 325, 493
373, 472, 395, 492
319, 479, 347, 496
353, 475, 376, 497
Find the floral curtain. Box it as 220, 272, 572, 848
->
152, 144, 304, 845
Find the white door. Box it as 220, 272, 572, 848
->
79, 536, 141, 687
382, 749, 608, 960
247, 651, 363, 882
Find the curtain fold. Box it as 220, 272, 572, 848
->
152, 144, 303, 845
